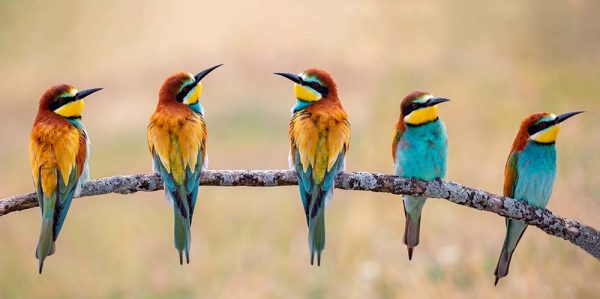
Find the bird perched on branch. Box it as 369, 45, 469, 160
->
275, 68, 350, 266
147, 64, 221, 264
392, 91, 449, 260
494, 111, 583, 285
29, 84, 102, 273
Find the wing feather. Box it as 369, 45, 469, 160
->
503, 152, 519, 198
29, 119, 86, 242
148, 110, 206, 182
290, 108, 349, 222
148, 108, 206, 222
290, 111, 350, 181
53, 167, 78, 239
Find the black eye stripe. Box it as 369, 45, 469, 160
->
176, 83, 195, 103
402, 102, 427, 116
49, 96, 75, 111
528, 120, 555, 135
303, 81, 328, 97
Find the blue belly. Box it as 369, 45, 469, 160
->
514, 142, 557, 208
394, 119, 447, 181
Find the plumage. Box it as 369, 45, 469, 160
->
278, 68, 350, 265
147, 66, 220, 264
29, 84, 100, 273
148, 104, 207, 182
392, 91, 449, 260
494, 111, 582, 285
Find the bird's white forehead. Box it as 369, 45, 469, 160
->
300, 72, 321, 84
414, 94, 433, 103
538, 113, 557, 123
60, 88, 78, 97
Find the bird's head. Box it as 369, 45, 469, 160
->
39, 84, 102, 118
159, 64, 222, 112
518, 111, 584, 145
275, 68, 337, 109
400, 91, 450, 126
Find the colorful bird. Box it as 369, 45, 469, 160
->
392, 91, 450, 260
147, 64, 221, 264
275, 68, 350, 266
494, 111, 583, 285
29, 84, 102, 273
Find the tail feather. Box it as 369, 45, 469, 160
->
494, 219, 527, 285
403, 215, 421, 260
403, 196, 426, 260
36, 217, 56, 274
309, 209, 326, 266
494, 244, 514, 286
173, 206, 191, 265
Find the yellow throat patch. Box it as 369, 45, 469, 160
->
183, 83, 202, 105
532, 125, 560, 143
55, 99, 84, 118
405, 105, 438, 125
294, 83, 321, 102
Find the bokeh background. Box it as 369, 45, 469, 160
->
0, 0, 599, 298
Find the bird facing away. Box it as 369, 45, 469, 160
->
147, 64, 221, 264
494, 111, 583, 285
392, 91, 450, 260
275, 69, 351, 266
29, 84, 102, 273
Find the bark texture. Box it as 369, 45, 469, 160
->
1, 170, 598, 259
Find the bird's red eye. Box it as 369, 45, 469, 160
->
412, 103, 418, 109
540, 122, 547, 129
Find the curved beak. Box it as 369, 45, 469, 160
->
426, 97, 450, 107
75, 88, 103, 100
556, 111, 584, 124
195, 64, 223, 82
274, 72, 303, 84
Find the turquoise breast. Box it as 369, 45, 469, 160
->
514, 141, 557, 208
394, 119, 447, 181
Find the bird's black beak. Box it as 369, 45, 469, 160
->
195, 64, 223, 83
426, 97, 450, 107
75, 88, 103, 100
274, 72, 303, 84
556, 111, 584, 124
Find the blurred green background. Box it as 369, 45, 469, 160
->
0, 0, 599, 298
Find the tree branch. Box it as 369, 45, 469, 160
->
1, 170, 598, 260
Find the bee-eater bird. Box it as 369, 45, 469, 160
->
29, 84, 102, 273
392, 91, 450, 260
494, 111, 583, 285
147, 64, 221, 264
275, 68, 350, 266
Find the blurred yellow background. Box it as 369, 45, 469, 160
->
0, 0, 599, 298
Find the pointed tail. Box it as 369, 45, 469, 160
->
173, 204, 191, 265
494, 219, 527, 285
494, 242, 514, 286
309, 208, 326, 266
35, 217, 56, 274
403, 213, 421, 260
403, 196, 427, 260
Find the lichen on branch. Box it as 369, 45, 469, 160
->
1, 170, 598, 260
